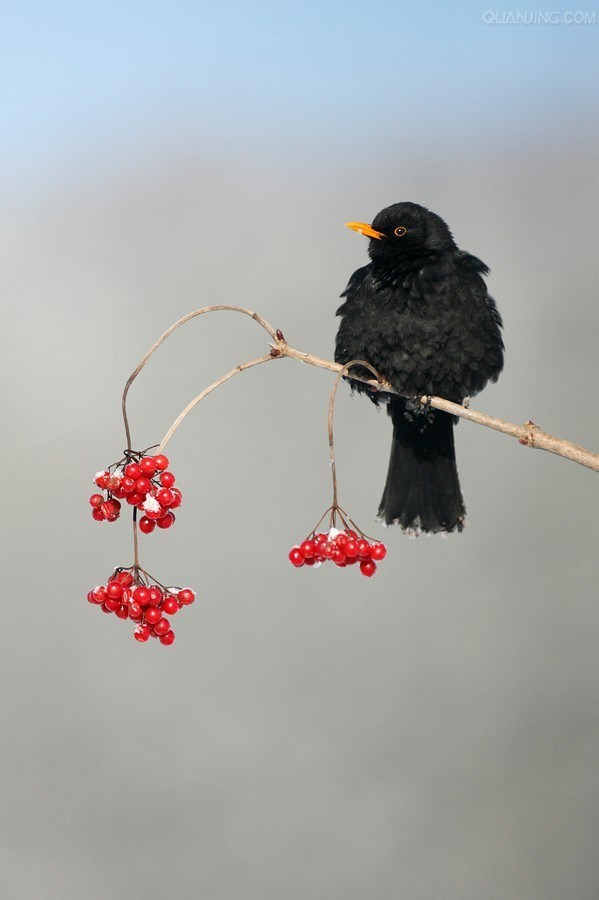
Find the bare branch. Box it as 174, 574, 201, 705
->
277, 342, 599, 473
122, 304, 599, 473
158, 353, 276, 452
121, 305, 278, 451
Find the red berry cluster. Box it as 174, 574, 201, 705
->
86, 567, 196, 645
89, 453, 182, 532
288, 527, 387, 577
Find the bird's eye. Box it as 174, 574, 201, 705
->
394, 226, 407, 237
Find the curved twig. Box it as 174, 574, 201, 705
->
121, 305, 278, 451
157, 353, 276, 453
122, 304, 599, 473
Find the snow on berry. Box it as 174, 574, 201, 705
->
86, 566, 195, 645
142, 494, 161, 513
288, 510, 387, 577
89, 451, 182, 532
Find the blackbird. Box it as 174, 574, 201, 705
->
335, 202, 504, 534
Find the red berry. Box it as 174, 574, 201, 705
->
124, 462, 142, 480
94, 471, 109, 488
299, 540, 316, 558
145, 506, 166, 520
106, 581, 124, 600
115, 604, 129, 619
344, 539, 359, 558
332, 550, 346, 566
159, 629, 175, 645
160, 471, 175, 488
370, 543, 387, 561
153, 617, 170, 636
357, 540, 372, 558
134, 624, 151, 642
139, 456, 157, 477
139, 516, 155, 534
105, 473, 122, 491
157, 488, 174, 507
126, 492, 144, 506
153, 454, 169, 471
177, 588, 195, 605
87, 590, 99, 604
168, 488, 182, 508
92, 586, 107, 603
133, 585, 150, 606
304, 557, 316, 566
144, 607, 162, 625
162, 596, 179, 615
116, 570, 133, 587
100, 499, 120, 522
148, 586, 164, 606
359, 560, 377, 577
288, 548, 305, 567
135, 476, 152, 495
157, 512, 175, 529
92, 508, 104, 522
321, 543, 334, 559
103, 596, 120, 612
335, 532, 348, 547
128, 601, 142, 620
121, 477, 136, 494
89, 493, 103, 508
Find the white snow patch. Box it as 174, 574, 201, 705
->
142, 494, 161, 513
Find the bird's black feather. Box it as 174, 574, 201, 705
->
335, 202, 504, 533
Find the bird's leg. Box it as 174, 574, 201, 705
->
405, 393, 433, 422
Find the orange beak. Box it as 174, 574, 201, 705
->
345, 221, 385, 240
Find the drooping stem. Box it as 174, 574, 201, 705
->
121, 305, 278, 451
157, 353, 277, 453
327, 359, 385, 509
132, 507, 139, 571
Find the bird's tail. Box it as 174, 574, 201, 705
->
378, 397, 466, 534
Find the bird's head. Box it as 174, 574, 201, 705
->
346, 202, 455, 262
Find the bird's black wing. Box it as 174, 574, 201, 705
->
337, 264, 370, 309
451, 251, 504, 391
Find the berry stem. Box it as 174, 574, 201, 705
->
327, 359, 384, 511
121, 306, 279, 452
157, 352, 277, 453
305, 505, 335, 539
132, 507, 140, 571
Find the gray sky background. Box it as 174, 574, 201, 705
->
2, 3, 599, 898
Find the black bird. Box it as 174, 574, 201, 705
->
335, 202, 504, 534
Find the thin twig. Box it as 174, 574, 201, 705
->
328, 359, 385, 508
122, 304, 599, 473
157, 353, 277, 452
277, 343, 599, 473
121, 305, 278, 451
132, 508, 139, 571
